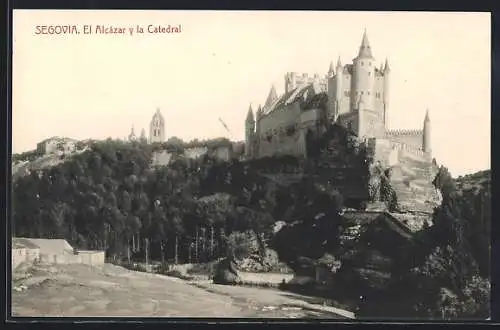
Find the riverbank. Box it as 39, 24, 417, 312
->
114, 260, 355, 315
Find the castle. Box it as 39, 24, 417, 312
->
127, 108, 166, 144
244, 30, 432, 164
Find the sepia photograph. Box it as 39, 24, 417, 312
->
10, 10, 491, 320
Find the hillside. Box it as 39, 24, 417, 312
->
11, 129, 490, 319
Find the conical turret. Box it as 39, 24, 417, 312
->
256, 104, 263, 118
263, 85, 278, 110
336, 56, 342, 70
357, 29, 374, 59
246, 104, 255, 123
328, 61, 335, 78
423, 109, 431, 153
384, 58, 390, 73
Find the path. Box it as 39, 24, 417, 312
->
12, 263, 352, 318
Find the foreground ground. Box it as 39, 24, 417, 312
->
11, 263, 353, 319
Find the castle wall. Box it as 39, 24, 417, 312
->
359, 109, 385, 138
257, 129, 305, 158
367, 138, 431, 169
338, 73, 352, 115
386, 130, 424, 149
366, 137, 437, 213
258, 103, 301, 136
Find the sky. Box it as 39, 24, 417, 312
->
12, 10, 490, 176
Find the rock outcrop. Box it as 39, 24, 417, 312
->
213, 258, 240, 284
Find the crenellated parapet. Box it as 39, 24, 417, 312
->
386, 129, 423, 137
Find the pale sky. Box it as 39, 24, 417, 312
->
13, 10, 490, 176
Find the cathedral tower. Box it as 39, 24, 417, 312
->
149, 108, 165, 143
140, 128, 147, 143
245, 104, 255, 158
128, 125, 137, 142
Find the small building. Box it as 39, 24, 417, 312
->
12, 238, 41, 269
12, 237, 105, 266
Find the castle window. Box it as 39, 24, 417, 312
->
368, 72, 371, 76
344, 90, 349, 97
368, 91, 370, 95
369, 62, 372, 66
361, 91, 364, 95
361, 61, 364, 66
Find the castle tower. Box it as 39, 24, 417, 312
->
285, 73, 297, 93
383, 58, 390, 129
352, 29, 376, 112
245, 104, 255, 158
149, 108, 165, 143
328, 61, 335, 78
423, 109, 431, 153
334, 57, 343, 120
255, 104, 263, 135
128, 125, 137, 142
263, 85, 278, 112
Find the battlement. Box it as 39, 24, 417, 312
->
386, 129, 423, 137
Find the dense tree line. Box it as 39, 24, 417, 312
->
13, 138, 276, 265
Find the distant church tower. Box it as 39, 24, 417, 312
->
128, 125, 137, 142
149, 108, 165, 143
140, 128, 147, 143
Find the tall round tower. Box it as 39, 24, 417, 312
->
245, 104, 255, 158
352, 30, 376, 111
334, 57, 343, 118
423, 109, 431, 153
383, 58, 390, 129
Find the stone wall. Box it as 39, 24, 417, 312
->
363, 137, 439, 214
38, 251, 105, 265
385, 129, 424, 150
257, 129, 306, 159
77, 250, 106, 265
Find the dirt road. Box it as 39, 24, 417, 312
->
11, 263, 352, 318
